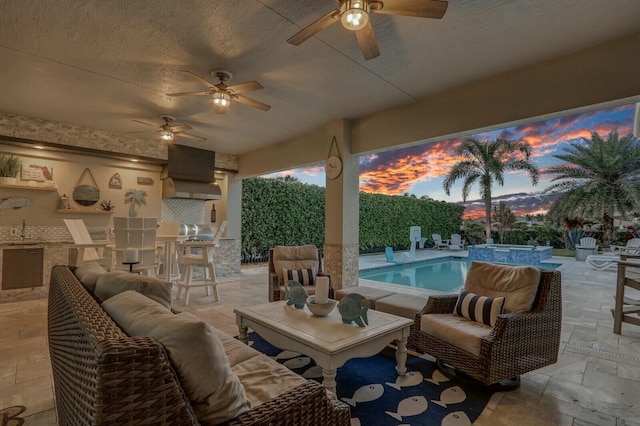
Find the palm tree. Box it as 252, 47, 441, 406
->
492, 201, 516, 244
443, 137, 539, 240
124, 189, 147, 217
543, 129, 640, 246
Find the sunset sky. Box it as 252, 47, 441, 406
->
265, 103, 637, 219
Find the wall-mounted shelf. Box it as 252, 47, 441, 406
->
56, 209, 113, 215
0, 183, 57, 191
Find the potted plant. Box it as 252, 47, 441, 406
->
0, 154, 22, 184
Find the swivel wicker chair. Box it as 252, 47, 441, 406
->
409, 261, 562, 389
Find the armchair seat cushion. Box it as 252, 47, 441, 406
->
420, 313, 492, 356
465, 261, 541, 313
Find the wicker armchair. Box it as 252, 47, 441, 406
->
409, 264, 562, 388
268, 245, 333, 302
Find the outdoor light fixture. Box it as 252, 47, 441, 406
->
340, 0, 370, 31
160, 130, 174, 141
213, 91, 231, 108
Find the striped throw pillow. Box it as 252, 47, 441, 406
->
282, 267, 317, 286
454, 290, 505, 327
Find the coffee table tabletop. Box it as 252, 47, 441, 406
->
234, 300, 413, 394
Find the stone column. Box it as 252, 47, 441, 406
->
324, 120, 359, 290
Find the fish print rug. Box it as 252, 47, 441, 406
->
244, 332, 495, 426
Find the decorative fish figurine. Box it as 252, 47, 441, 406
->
432, 385, 466, 408
341, 383, 384, 407
337, 293, 369, 327
284, 280, 307, 309
385, 395, 428, 421
0, 197, 33, 210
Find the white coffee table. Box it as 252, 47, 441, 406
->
234, 301, 413, 394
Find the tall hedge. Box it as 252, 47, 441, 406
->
241, 177, 464, 256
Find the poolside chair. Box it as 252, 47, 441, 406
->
409, 261, 562, 389
448, 234, 463, 251
385, 247, 404, 265
610, 238, 640, 255
586, 253, 619, 271
575, 237, 598, 261
432, 234, 449, 250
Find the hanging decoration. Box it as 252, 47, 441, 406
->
73, 168, 100, 206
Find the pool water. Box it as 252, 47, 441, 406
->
358, 257, 560, 292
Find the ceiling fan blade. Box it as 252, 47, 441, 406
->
227, 81, 263, 94
179, 70, 217, 89
166, 91, 211, 97
215, 106, 227, 115
176, 132, 206, 141
287, 9, 340, 45
371, 0, 448, 19
131, 119, 157, 127
355, 21, 380, 60
170, 124, 192, 132
234, 95, 271, 111
126, 130, 155, 134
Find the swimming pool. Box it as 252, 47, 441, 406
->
358, 257, 560, 292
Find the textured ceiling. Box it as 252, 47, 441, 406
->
1, 0, 640, 155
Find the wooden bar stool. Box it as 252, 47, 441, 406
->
175, 242, 219, 305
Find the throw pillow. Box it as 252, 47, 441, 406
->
95, 271, 172, 308
102, 291, 251, 425
282, 267, 317, 286
454, 290, 505, 327
73, 262, 106, 294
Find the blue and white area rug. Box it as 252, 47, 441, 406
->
245, 332, 494, 426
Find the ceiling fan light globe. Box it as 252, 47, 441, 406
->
340, 0, 369, 31
160, 130, 174, 141
213, 92, 231, 108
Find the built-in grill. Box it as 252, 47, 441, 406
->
179, 224, 214, 241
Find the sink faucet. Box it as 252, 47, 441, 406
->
21, 218, 26, 240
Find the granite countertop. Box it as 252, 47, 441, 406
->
0, 240, 73, 246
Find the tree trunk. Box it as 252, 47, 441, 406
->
484, 196, 492, 241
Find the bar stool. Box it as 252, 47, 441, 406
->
175, 242, 219, 305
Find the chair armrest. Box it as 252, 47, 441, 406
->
224, 381, 350, 426
418, 294, 458, 315
485, 309, 559, 347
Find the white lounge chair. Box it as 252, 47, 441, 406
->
610, 238, 640, 255
586, 253, 619, 271
432, 234, 449, 250
63, 219, 108, 267
576, 237, 597, 249
448, 233, 463, 251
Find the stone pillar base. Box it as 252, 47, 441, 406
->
323, 244, 359, 291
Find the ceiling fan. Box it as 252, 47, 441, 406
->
287, 0, 448, 60
127, 115, 206, 142
167, 70, 271, 114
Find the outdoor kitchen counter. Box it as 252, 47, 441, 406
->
0, 240, 70, 299
209, 237, 241, 277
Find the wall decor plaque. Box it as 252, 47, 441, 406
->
109, 173, 122, 189
73, 168, 100, 206
137, 176, 154, 186
21, 163, 53, 182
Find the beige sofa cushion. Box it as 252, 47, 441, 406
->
336, 286, 396, 309
273, 245, 319, 284
232, 353, 308, 407
464, 261, 541, 313
102, 291, 251, 425
375, 293, 429, 320
214, 329, 262, 367
420, 313, 492, 356
73, 262, 106, 293
95, 271, 172, 308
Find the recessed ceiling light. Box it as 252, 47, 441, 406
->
34, 145, 45, 149
131, 159, 139, 162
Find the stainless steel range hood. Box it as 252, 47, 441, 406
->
161, 145, 221, 200
161, 178, 222, 200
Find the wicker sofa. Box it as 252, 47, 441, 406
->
48, 265, 350, 425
